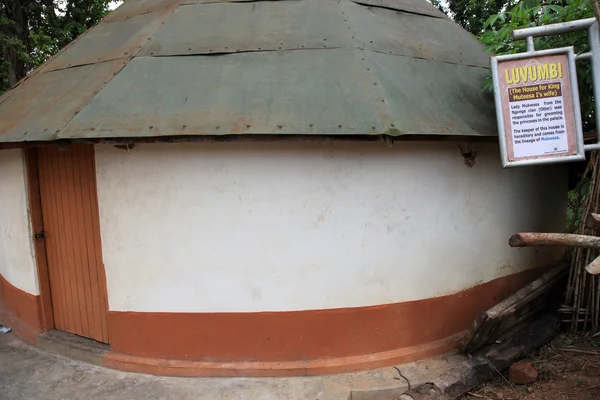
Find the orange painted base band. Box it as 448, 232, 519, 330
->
0, 274, 43, 344
0, 266, 552, 377
102, 331, 465, 377
103, 266, 549, 377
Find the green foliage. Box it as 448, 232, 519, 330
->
448, 0, 509, 34
427, 0, 450, 14
427, 0, 511, 35
0, 0, 119, 95
27, 0, 116, 67
478, 0, 595, 131
566, 172, 591, 232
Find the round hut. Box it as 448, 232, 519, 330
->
0, 0, 566, 376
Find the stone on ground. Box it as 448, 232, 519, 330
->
509, 362, 539, 385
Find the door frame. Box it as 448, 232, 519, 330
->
24, 147, 54, 331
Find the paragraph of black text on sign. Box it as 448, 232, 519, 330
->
509, 82, 567, 158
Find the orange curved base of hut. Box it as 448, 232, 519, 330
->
102, 332, 464, 377
0, 275, 44, 344
1, 267, 548, 377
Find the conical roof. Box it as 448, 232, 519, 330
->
0, 0, 496, 143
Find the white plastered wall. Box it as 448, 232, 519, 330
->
0, 149, 39, 295
95, 141, 567, 313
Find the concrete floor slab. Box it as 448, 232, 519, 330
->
0, 332, 469, 400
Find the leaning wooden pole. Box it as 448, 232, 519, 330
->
509, 233, 600, 249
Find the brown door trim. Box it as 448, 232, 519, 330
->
24, 147, 54, 331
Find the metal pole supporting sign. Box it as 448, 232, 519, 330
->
491, 18, 600, 168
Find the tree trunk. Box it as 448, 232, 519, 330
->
1, 0, 30, 88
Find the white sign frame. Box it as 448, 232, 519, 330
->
491, 46, 585, 168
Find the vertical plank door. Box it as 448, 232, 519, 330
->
37, 144, 109, 343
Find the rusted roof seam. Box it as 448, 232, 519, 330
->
179, 0, 445, 20
180, 0, 444, 20
144, 46, 345, 57
136, 47, 490, 69
349, 1, 445, 20
102, 9, 157, 24
60, 132, 499, 145
363, 48, 490, 69
41, 57, 127, 74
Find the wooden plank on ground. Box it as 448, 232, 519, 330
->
461, 263, 568, 355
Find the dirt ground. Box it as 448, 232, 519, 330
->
463, 333, 600, 400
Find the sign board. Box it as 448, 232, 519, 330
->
491, 47, 584, 168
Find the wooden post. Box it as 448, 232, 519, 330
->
509, 233, 600, 249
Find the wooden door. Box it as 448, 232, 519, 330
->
36, 144, 109, 343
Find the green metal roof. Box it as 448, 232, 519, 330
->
0, 0, 497, 143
